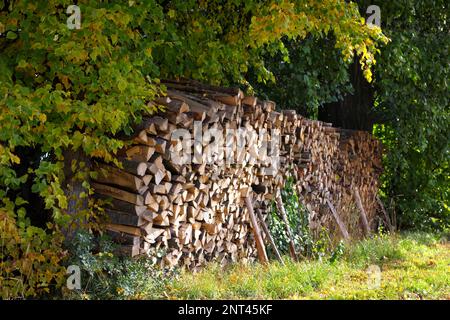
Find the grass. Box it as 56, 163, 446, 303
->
163, 232, 449, 300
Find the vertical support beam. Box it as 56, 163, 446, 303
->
244, 196, 268, 264
256, 210, 284, 265
326, 198, 350, 241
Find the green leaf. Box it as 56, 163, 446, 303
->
6, 31, 17, 40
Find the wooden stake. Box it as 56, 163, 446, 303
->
376, 196, 394, 233
256, 210, 284, 265
244, 196, 268, 264
353, 187, 370, 236
326, 198, 350, 241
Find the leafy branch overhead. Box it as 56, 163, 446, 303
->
0, 0, 387, 222
0, 0, 387, 299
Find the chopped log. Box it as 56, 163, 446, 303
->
94, 164, 147, 194
275, 194, 298, 261
94, 194, 148, 216
105, 223, 142, 237
92, 182, 144, 205
104, 208, 140, 226
114, 244, 141, 257
119, 145, 155, 162
162, 80, 243, 106
106, 230, 141, 246
117, 158, 148, 176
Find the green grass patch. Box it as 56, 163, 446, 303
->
164, 232, 449, 300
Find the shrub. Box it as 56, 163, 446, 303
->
62, 230, 177, 300
0, 204, 66, 299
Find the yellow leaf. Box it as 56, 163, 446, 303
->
9, 152, 20, 164
38, 113, 47, 123
168, 9, 176, 18
111, 34, 118, 45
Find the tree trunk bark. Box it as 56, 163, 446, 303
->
318, 58, 376, 131
62, 148, 91, 240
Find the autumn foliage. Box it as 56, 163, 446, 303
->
0, 0, 387, 298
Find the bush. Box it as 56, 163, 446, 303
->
0, 1, 386, 300
0, 205, 66, 299
370, 0, 450, 231
61, 230, 177, 300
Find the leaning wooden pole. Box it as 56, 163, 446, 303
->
326, 198, 350, 241
244, 196, 268, 264
376, 196, 394, 233
275, 194, 298, 261
256, 210, 284, 265
353, 187, 370, 236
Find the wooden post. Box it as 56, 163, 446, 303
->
353, 187, 370, 236
256, 210, 284, 265
275, 194, 298, 261
326, 198, 350, 241
244, 196, 268, 264
376, 196, 394, 233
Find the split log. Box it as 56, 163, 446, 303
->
92, 182, 144, 206
94, 164, 147, 194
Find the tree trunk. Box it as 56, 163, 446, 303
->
62, 148, 91, 240
318, 58, 376, 131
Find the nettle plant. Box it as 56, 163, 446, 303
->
0, 0, 386, 297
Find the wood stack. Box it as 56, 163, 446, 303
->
91, 79, 383, 268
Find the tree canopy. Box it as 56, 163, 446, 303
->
0, 0, 387, 298
2, 0, 446, 299
370, 0, 449, 229
251, 0, 449, 230
0, 0, 385, 227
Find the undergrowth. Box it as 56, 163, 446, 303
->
165, 231, 449, 300
59, 231, 449, 300
61, 231, 177, 300
268, 176, 343, 261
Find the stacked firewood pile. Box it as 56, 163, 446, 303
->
296, 127, 383, 240
91, 80, 383, 268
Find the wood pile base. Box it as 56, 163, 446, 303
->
92, 79, 383, 269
